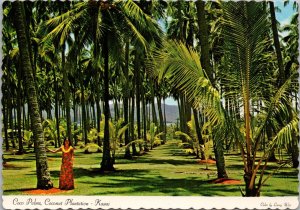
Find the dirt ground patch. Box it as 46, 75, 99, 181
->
210, 178, 242, 185
197, 159, 216, 164
3, 163, 17, 168
23, 188, 72, 195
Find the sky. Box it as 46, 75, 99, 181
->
164, 1, 298, 106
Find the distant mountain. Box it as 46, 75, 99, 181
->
43, 103, 180, 124
109, 103, 179, 124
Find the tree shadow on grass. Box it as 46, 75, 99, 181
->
3, 165, 30, 170
50, 168, 151, 179
4, 188, 36, 195
134, 158, 196, 166
3, 157, 35, 163
80, 175, 241, 196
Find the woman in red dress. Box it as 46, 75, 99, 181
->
47, 138, 74, 190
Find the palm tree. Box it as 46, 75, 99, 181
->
12, 1, 53, 189
281, 11, 299, 168
44, 0, 161, 171
149, 1, 298, 195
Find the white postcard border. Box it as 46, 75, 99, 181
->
2, 195, 299, 209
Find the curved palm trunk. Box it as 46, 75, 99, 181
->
195, 0, 214, 82
196, 0, 228, 178
12, 1, 52, 189
269, 2, 285, 83
100, 33, 114, 171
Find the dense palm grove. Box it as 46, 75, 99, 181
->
2, 1, 299, 197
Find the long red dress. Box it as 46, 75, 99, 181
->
59, 146, 74, 190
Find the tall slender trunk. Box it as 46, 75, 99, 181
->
73, 94, 78, 146
17, 61, 24, 154
96, 86, 102, 146
157, 95, 165, 143
193, 108, 205, 159
80, 77, 88, 145
195, 0, 214, 82
163, 98, 167, 142
124, 41, 131, 158
131, 93, 138, 155
54, 68, 60, 147
8, 90, 16, 148
2, 94, 10, 151
179, 94, 187, 142
142, 82, 148, 151
92, 102, 96, 128
100, 32, 114, 171
134, 51, 142, 151
151, 89, 157, 125
269, 2, 285, 84
196, 0, 227, 178
61, 43, 72, 144
86, 102, 91, 131
12, 1, 52, 189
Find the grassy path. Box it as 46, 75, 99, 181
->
3, 139, 298, 196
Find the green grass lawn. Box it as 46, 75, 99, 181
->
3, 139, 298, 196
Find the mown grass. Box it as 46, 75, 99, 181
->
3, 139, 298, 196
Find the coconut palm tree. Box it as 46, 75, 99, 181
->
149, 1, 298, 197
44, 0, 161, 171
11, 1, 53, 189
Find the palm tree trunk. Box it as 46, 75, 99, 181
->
134, 51, 143, 152
124, 41, 131, 158
61, 43, 72, 144
196, 0, 228, 178
72, 93, 77, 145
86, 103, 90, 130
142, 82, 149, 151
8, 91, 16, 148
80, 75, 88, 145
163, 98, 167, 143
193, 108, 205, 159
100, 33, 114, 171
157, 95, 165, 143
96, 87, 102, 147
244, 75, 256, 196
2, 94, 10, 151
195, 0, 214, 82
12, 1, 52, 189
54, 68, 60, 147
17, 61, 24, 154
151, 90, 158, 125
269, 1, 285, 84
131, 93, 138, 155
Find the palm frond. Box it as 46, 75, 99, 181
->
270, 116, 298, 149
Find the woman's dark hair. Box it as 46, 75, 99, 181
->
63, 137, 71, 147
